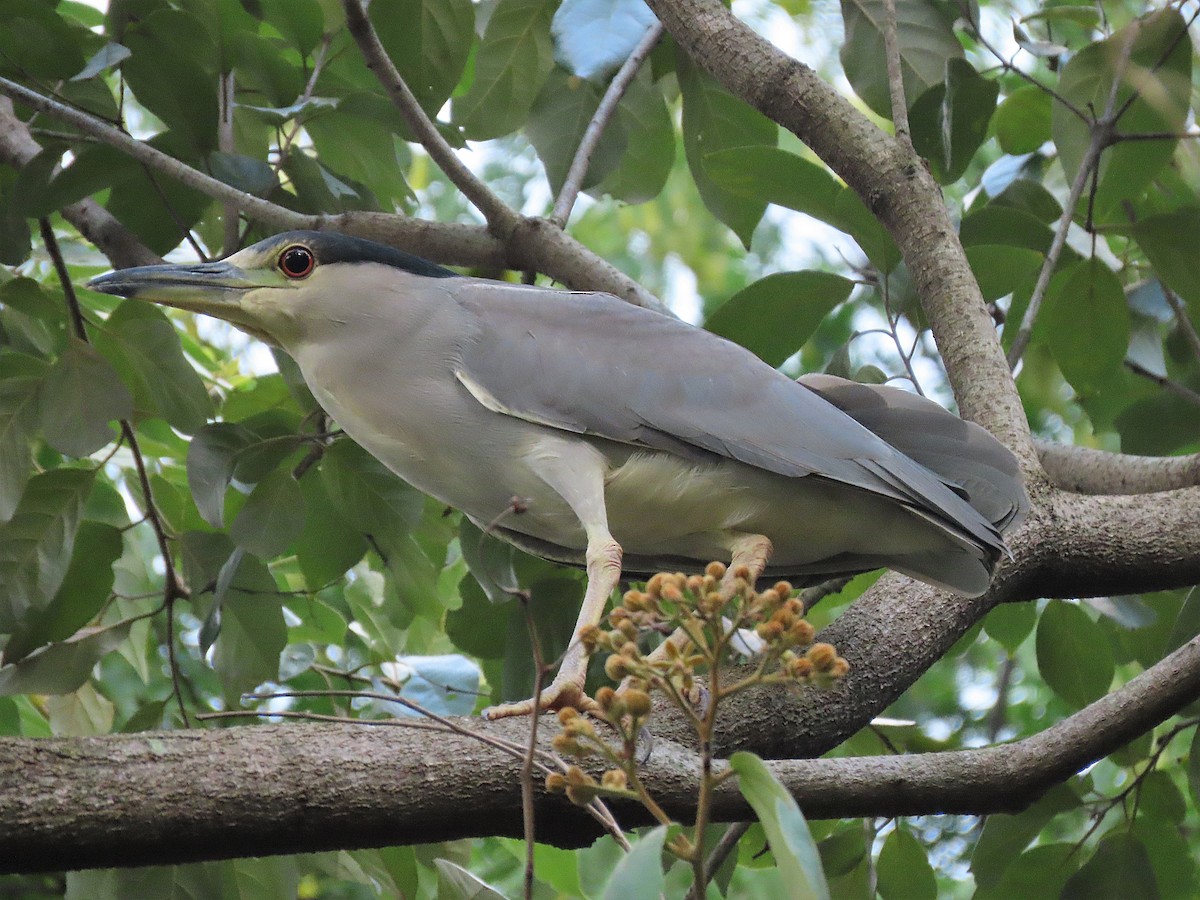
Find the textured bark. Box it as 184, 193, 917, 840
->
2, 633, 1197, 873
1038, 441, 1200, 494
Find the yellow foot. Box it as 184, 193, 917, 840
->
482, 679, 597, 720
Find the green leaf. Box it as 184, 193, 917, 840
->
1133, 209, 1200, 321
974, 843, 1079, 900
1036, 601, 1114, 709
1189, 727, 1200, 811
730, 752, 830, 900
1061, 832, 1160, 900
0, 619, 132, 696
596, 70, 674, 205
0, 363, 45, 523
1166, 587, 1199, 655
971, 784, 1079, 888
0, 468, 95, 634
817, 826, 866, 878
1040, 259, 1129, 394
259, 0, 325, 57
910, 59, 999, 184
2, 521, 122, 664
320, 439, 424, 536
230, 468, 305, 559
600, 826, 667, 900
206, 151, 277, 196
982, 601, 1036, 652
458, 518, 520, 603
293, 474, 367, 590
39, 339, 133, 457
452, 0, 556, 140
678, 50, 776, 247
1052, 9, 1191, 221
374, 0, 475, 115
93, 300, 213, 434
705, 272, 854, 367
445, 576, 513, 658
839, 0, 963, 119
876, 827, 936, 900
210, 553, 286, 703
435, 859, 507, 900
187, 423, 253, 528
993, 86, 1052, 155
527, 68, 626, 195
965, 245, 1043, 302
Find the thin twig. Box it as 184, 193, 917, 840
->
1124, 359, 1200, 407
1161, 284, 1200, 363
685, 822, 751, 900
1005, 130, 1106, 368
341, 0, 517, 232
880, 0, 913, 151
517, 596, 548, 900
219, 71, 239, 255
551, 22, 664, 225
39, 218, 192, 726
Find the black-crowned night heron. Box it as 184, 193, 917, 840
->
90, 231, 1027, 718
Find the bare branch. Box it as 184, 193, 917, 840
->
551, 23, 665, 225
1162, 283, 1200, 363
1125, 358, 1200, 407
1037, 441, 1200, 494
880, 0, 913, 151
341, 0, 518, 234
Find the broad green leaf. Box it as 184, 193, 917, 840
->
445, 576, 513, 658
320, 439, 423, 536
1040, 259, 1129, 394
39, 339, 133, 457
2, 521, 122, 664
0, 3, 86, 80
435, 858, 506, 900
600, 826, 667, 900
596, 70, 674, 204
93, 300, 213, 434
293, 474, 368, 590
982, 601, 1036, 652
993, 86, 1052, 155
122, 10, 219, 154
910, 59, 999, 184
971, 784, 1078, 888
989, 179, 1062, 223
187, 423, 253, 528
705, 271, 854, 367
66, 863, 225, 900
1036, 601, 1114, 708
305, 99, 413, 208
206, 151, 277, 196
47, 680, 114, 736
0, 364, 45, 523
210, 553, 287, 704
965, 245, 1043, 302
705, 147, 841, 222
258, 0, 325, 57
974, 843, 1079, 900
0, 468, 95, 633
0, 618, 131, 696
230, 468, 305, 559
374, 0, 475, 114
527, 68, 627, 195
458, 518, 520, 603
1052, 9, 1191, 221
500, 577, 582, 701
1061, 832, 1160, 900
1132, 817, 1197, 900
1189, 727, 1200, 811
452, 0, 556, 140
1137, 770, 1186, 826
1133, 209, 1200, 320
678, 50, 776, 247
72, 41, 131, 81
730, 752, 830, 900
876, 827, 935, 900
816, 826, 866, 878
839, 0, 963, 119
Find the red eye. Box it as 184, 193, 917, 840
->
279, 245, 315, 279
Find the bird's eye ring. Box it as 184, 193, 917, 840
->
279, 245, 315, 279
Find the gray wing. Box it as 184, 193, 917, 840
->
451, 280, 1006, 555
797, 374, 1028, 532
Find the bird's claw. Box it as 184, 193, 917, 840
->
481, 680, 597, 720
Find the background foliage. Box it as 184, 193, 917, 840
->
0, 0, 1198, 897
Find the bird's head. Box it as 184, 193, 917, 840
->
88, 230, 456, 346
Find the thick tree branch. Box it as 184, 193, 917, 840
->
0, 78, 660, 308
2, 627, 1196, 874
0, 98, 160, 268
1038, 441, 1200, 494
643, 0, 1036, 468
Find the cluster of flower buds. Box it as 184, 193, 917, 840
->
546, 707, 637, 803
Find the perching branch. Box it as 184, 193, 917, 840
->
1037, 441, 1200, 494
551, 22, 665, 225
